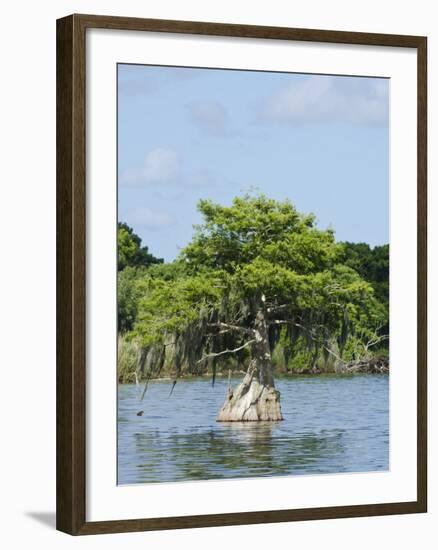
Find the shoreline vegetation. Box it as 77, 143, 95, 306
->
118, 195, 389, 419
118, 359, 389, 384
118, 334, 389, 384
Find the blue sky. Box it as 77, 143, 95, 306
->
118, 64, 389, 262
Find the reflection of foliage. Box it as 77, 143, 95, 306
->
132, 424, 346, 482
118, 195, 389, 382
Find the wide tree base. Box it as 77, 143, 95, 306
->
217, 375, 283, 422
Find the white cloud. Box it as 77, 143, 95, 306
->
127, 207, 174, 230
260, 76, 388, 127
122, 148, 181, 185
187, 101, 229, 136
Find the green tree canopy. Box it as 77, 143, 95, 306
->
339, 242, 389, 305
132, 195, 387, 374
118, 222, 163, 271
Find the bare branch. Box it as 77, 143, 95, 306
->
363, 333, 389, 352
196, 339, 256, 364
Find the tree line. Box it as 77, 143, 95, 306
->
118, 195, 389, 395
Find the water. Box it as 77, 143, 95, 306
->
118, 374, 389, 485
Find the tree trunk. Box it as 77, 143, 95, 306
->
217, 309, 283, 422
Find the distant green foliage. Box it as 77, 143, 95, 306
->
118, 267, 143, 332
117, 223, 164, 331
118, 222, 163, 271
340, 242, 389, 305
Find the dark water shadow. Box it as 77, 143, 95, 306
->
25, 511, 56, 529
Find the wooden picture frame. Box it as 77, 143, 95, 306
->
56, 13, 427, 535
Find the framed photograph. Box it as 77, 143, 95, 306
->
56, 14, 427, 535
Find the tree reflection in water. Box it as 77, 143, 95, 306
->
131, 424, 346, 483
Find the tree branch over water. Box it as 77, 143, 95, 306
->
197, 339, 256, 364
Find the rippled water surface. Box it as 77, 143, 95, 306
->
118, 375, 389, 484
